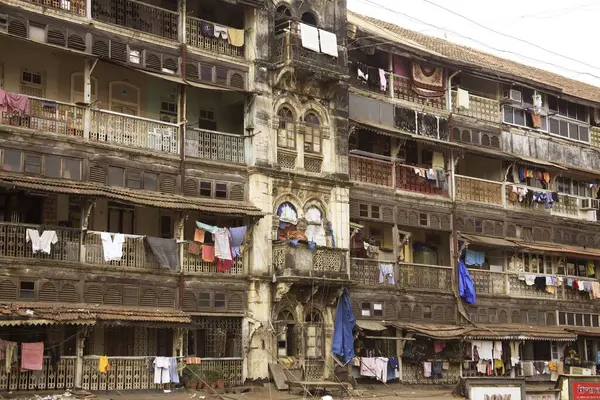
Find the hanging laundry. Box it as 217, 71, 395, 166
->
509, 341, 520, 367
378, 68, 387, 92
472, 341, 493, 360
217, 247, 234, 272
423, 361, 432, 378
493, 341, 503, 359
0, 89, 30, 114
379, 263, 395, 284
518, 167, 526, 181
299, 23, 320, 53
434, 341, 445, 353
168, 357, 179, 384
357, 67, 369, 82
318, 29, 338, 57
21, 342, 44, 371
25, 229, 58, 254
592, 282, 600, 299
200, 20, 214, 36
457, 88, 470, 109
202, 245, 215, 262
442, 361, 450, 370
4, 341, 17, 373
431, 362, 443, 379
278, 204, 298, 225
543, 172, 550, 184
432, 152, 445, 169
214, 228, 232, 260
588, 261, 596, 277
465, 249, 485, 266
98, 355, 110, 372
359, 357, 377, 377
534, 276, 546, 290
188, 241, 202, 255
227, 28, 245, 47
213, 24, 228, 40
194, 228, 206, 243
531, 111, 542, 129
229, 226, 247, 258
493, 359, 505, 376
196, 221, 219, 234
411, 63, 444, 98
154, 357, 171, 384
100, 232, 125, 262
458, 259, 476, 304
145, 237, 179, 271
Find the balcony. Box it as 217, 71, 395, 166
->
90, 109, 179, 154
469, 269, 506, 295
186, 17, 244, 58
393, 74, 445, 110
84, 231, 161, 269
451, 91, 500, 122
349, 155, 449, 197
591, 126, 600, 149
350, 258, 399, 286
181, 241, 243, 275
22, 0, 86, 15
272, 22, 347, 76
91, 0, 178, 40
455, 175, 503, 206
397, 263, 452, 293
185, 128, 245, 164
505, 186, 552, 214
272, 241, 348, 280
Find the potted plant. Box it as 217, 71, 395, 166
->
204, 367, 226, 389
182, 364, 202, 390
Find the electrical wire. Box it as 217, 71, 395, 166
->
413, 0, 600, 72
349, 0, 600, 81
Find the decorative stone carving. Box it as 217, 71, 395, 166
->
274, 282, 293, 302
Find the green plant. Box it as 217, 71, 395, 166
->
203, 367, 225, 383
182, 364, 203, 382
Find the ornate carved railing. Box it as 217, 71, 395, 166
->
397, 263, 452, 292
84, 232, 160, 269
90, 109, 179, 154
350, 258, 395, 286
451, 91, 500, 122
185, 128, 245, 164
591, 126, 600, 149
455, 175, 503, 205
26, 0, 86, 15
396, 164, 448, 196
0, 356, 76, 391
0, 96, 85, 137
185, 358, 244, 386
273, 241, 347, 278
181, 241, 243, 275
392, 74, 445, 109
91, 0, 178, 39
505, 185, 552, 214
469, 269, 506, 295
0, 222, 81, 262
186, 17, 244, 57
81, 356, 158, 391
349, 155, 393, 187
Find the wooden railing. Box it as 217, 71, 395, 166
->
590, 126, 600, 149
81, 356, 158, 391
91, 0, 178, 39
392, 74, 445, 109
186, 17, 244, 57
185, 128, 245, 164
349, 154, 393, 187
505, 185, 552, 214
84, 231, 160, 269
469, 269, 506, 295
0, 356, 76, 391
455, 175, 503, 205
90, 109, 179, 154
181, 241, 243, 275
0, 96, 85, 137
397, 263, 452, 292
395, 164, 448, 196
0, 222, 81, 262
451, 90, 500, 122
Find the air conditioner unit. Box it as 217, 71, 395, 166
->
580, 198, 599, 210
503, 89, 522, 103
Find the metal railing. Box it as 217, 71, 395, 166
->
84, 231, 160, 269
0, 222, 81, 262
185, 128, 245, 163
90, 109, 179, 154
91, 0, 178, 39
0, 356, 76, 391
186, 16, 244, 57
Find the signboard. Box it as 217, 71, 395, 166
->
470, 385, 522, 400
573, 382, 600, 400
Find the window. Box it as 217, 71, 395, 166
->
304, 112, 322, 153
198, 293, 211, 308
3, 149, 21, 172
200, 181, 212, 197
63, 158, 81, 180
548, 117, 589, 142
107, 204, 134, 234
359, 204, 369, 218
20, 281, 35, 299
361, 302, 371, 317
548, 96, 588, 122
371, 206, 380, 219
24, 154, 41, 174
21, 70, 44, 97
301, 11, 317, 26
557, 177, 594, 198
126, 170, 141, 189
419, 213, 429, 227
108, 167, 125, 187
143, 172, 158, 191
503, 106, 547, 130
277, 107, 295, 149
160, 215, 172, 238
373, 303, 383, 317
215, 183, 227, 199
198, 109, 217, 131
160, 99, 177, 123
214, 293, 226, 309
44, 155, 61, 178
423, 306, 432, 319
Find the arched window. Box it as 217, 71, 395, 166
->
109, 81, 140, 116
304, 112, 321, 153
277, 309, 294, 321
277, 202, 298, 225
301, 11, 317, 27
305, 205, 326, 246
305, 309, 322, 323
277, 107, 296, 149
275, 5, 292, 34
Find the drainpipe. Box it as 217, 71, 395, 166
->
446, 70, 461, 112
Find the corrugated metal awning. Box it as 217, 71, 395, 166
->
459, 233, 516, 248
355, 320, 388, 331
513, 241, 600, 260
465, 324, 576, 341
389, 322, 472, 340
0, 319, 95, 326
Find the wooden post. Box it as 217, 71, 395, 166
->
83, 59, 93, 140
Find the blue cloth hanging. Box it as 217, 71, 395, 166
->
458, 259, 476, 304
332, 288, 355, 364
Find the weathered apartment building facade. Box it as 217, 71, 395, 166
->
0, 0, 599, 393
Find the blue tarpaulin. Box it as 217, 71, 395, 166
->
458, 259, 476, 304
332, 288, 355, 364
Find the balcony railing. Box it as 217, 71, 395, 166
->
397, 263, 452, 292
505, 185, 552, 214
591, 126, 600, 149
91, 0, 178, 40
181, 241, 243, 275
272, 22, 347, 75
0, 96, 85, 137
0, 356, 76, 391
393, 74, 445, 110
84, 231, 161, 269
451, 91, 500, 122
350, 258, 398, 286
90, 109, 179, 154
0, 222, 81, 262
272, 241, 348, 279
186, 17, 244, 57
469, 269, 506, 295
185, 128, 245, 164
27, 0, 86, 15
349, 154, 393, 187
395, 164, 448, 196
455, 175, 503, 206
